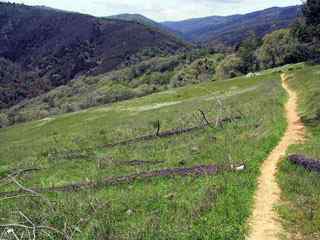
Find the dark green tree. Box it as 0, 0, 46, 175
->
293, 0, 320, 62
237, 32, 262, 73
303, 0, 320, 25
257, 29, 303, 69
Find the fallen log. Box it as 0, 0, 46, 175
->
288, 155, 320, 172
104, 115, 242, 148
0, 168, 43, 182
0, 164, 245, 197
97, 158, 166, 169
119, 160, 166, 166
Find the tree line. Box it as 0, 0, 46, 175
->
216, 0, 320, 79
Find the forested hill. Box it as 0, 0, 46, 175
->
0, 2, 188, 108
105, 13, 164, 30
105, 13, 183, 39
162, 5, 301, 45
106, 13, 185, 40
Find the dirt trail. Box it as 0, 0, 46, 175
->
247, 74, 305, 240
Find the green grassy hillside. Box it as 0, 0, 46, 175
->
0, 67, 292, 239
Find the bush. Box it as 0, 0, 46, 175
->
216, 55, 243, 80
0, 112, 9, 128
170, 56, 222, 87
141, 71, 172, 86
61, 103, 80, 113
106, 84, 136, 102
257, 29, 303, 69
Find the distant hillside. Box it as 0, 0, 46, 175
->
106, 14, 160, 28
0, 2, 187, 108
33, 5, 67, 12
162, 6, 301, 45
163, 16, 233, 36
106, 13, 184, 40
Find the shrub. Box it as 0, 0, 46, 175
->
61, 103, 80, 113
142, 71, 172, 86
107, 84, 136, 102
170, 56, 222, 87
216, 55, 243, 80
257, 29, 303, 69
0, 112, 9, 128
37, 110, 50, 119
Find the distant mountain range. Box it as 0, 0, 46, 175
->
0, 2, 187, 108
162, 6, 301, 45
105, 6, 301, 46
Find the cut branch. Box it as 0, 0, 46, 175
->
288, 154, 320, 172
198, 109, 211, 126
104, 115, 242, 148
9, 177, 54, 210
119, 160, 165, 166
0, 168, 43, 182
155, 120, 160, 136
0, 164, 245, 197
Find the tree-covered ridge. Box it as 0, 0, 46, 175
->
0, 2, 188, 109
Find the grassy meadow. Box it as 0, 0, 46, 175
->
0, 68, 290, 239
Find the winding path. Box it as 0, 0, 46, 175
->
247, 74, 305, 240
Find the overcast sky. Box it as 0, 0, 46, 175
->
8, 0, 302, 21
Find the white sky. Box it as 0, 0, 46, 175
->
7, 0, 302, 21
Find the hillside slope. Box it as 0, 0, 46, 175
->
0, 2, 187, 108
162, 6, 301, 45
0, 66, 289, 239
105, 14, 165, 30
1, 52, 224, 125
106, 13, 184, 39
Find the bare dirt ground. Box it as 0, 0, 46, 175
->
247, 74, 305, 240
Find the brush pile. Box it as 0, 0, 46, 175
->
288, 154, 320, 172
